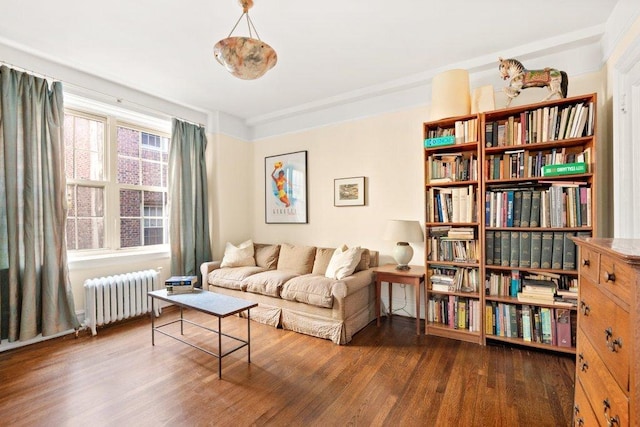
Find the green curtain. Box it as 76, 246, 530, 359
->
0, 66, 80, 341
168, 118, 212, 283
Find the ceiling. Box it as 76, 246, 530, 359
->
0, 0, 620, 125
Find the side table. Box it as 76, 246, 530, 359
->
372, 264, 426, 335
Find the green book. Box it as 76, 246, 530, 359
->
501, 231, 511, 267
520, 191, 532, 227
541, 162, 587, 177
563, 232, 577, 270
485, 231, 494, 265
513, 191, 522, 227
494, 231, 502, 266
519, 232, 531, 268
552, 232, 564, 270
522, 305, 532, 342
529, 191, 541, 227
424, 135, 455, 148
509, 231, 520, 268
540, 232, 554, 269
530, 231, 542, 268
540, 307, 553, 344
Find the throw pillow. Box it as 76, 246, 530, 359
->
325, 245, 363, 280
220, 239, 256, 268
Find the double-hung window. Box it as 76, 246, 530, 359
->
65, 109, 170, 252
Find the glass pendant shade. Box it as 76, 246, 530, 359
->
214, 0, 277, 80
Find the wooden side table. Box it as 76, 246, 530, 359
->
373, 264, 426, 335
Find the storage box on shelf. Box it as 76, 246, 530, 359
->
481, 93, 596, 354
424, 113, 483, 344
423, 93, 597, 354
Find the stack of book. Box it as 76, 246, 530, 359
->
516, 279, 556, 304
166, 275, 197, 295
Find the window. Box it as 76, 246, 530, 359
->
65, 109, 170, 252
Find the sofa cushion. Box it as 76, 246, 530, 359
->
208, 266, 264, 291
280, 274, 336, 308
355, 248, 371, 272
254, 243, 280, 270
325, 246, 363, 280
277, 243, 316, 275
243, 270, 299, 297
311, 247, 335, 275
220, 240, 255, 268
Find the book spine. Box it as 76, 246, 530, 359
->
519, 232, 531, 268
552, 232, 564, 270
530, 231, 542, 269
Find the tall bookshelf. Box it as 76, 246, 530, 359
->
423, 93, 597, 353
424, 114, 483, 344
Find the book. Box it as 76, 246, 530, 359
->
513, 191, 522, 227
166, 275, 198, 285
520, 191, 532, 227
529, 191, 541, 227
425, 135, 455, 148
562, 232, 577, 270
540, 307, 553, 344
501, 231, 511, 267
519, 232, 531, 268
485, 231, 494, 265
494, 231, 502, 266
530, 231, 542, 268
540, 232, 554, 269
552, 232, 564, 270
509, 231, 520, 268
541, 162, 587, 177
521, 305, 532, 342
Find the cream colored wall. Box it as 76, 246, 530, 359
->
206, 132, 255, 260
252, 108, 428, 267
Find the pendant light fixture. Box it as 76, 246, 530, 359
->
213, 0, 277, 80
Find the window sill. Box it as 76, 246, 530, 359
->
68, 246, 170, 269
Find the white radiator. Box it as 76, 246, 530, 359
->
84, 269, 161, 335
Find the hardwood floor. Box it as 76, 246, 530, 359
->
0, 309, 576, 426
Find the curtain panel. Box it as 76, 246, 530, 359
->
168, 119, 212, 282
0, 66, 80, 342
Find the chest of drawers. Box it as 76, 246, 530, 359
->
573, 238, 639, 426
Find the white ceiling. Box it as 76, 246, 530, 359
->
0, 0, 621, 125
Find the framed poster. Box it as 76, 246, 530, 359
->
265, 150, 308, 223
334, 176, 365, 206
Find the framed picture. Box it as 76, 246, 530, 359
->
265, 151, 308, 223
334, 176, 365, 207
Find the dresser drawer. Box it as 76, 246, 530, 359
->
579, 278, 630, 391
578, 245, 599, 284
576, 328, 629, 426
573, 381, 600, 427
599, 254, 633, 309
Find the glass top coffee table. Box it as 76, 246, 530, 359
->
148, 289, 258, 379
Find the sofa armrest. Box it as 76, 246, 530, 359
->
200, 261, 222, 279
333, 269, 374, 299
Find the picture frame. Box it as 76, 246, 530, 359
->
334, 176, 365, 207
265, 151, 308, 224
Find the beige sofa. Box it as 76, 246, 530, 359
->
200, 243, 379, 344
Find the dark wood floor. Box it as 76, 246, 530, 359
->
0, 309, 576, 426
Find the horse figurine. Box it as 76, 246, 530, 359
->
498, 57, 568, 107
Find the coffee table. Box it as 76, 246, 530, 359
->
148, 289, 258, 379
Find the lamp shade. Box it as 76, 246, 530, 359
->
430, 69, 471, 121
383, 220, 424, 243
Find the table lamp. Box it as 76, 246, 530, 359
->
383, 220, 424, 270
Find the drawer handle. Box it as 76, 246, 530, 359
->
605, 327, 623, 352
580, 300, 590, 316
604, 271, 616, 282
577, 353, 588, 371
581, 258, 590, 266
603, 399, 620, 426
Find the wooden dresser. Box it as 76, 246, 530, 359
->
572, 238, 640, 426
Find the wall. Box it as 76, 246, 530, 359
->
245, 72, 607, 318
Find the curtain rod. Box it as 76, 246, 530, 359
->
0, 60, 207, 128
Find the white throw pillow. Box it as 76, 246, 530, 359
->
325, 246, 362, 280
220, 240, 256, 268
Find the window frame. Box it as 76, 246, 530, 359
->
64, 107, 171, 255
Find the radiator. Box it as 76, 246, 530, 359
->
84, 269, 161, 335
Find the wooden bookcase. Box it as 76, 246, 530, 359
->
423, 93, 597, 353
424, 114, 483, 344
